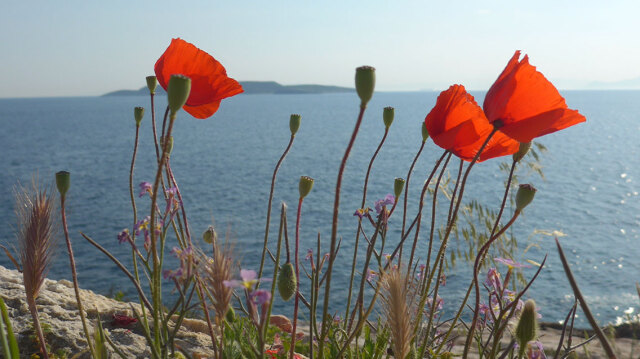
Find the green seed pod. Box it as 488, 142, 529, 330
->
515, 184, 537, 212
383, 106, 394, 129
167, 74, 191, 114
394, 177, 405, 198
56, 171, 70, 198
355, 66, 376, 107
278, 262, 297, 301
202, 225, 217, 244
290, 114, 301, 135
515, 299, 538, 352
225, 306, 236, 323
513, 142, 531, 163
134, 107, 145, 126
146, 76, 158, 95
422, 122, 429, 142
299, 176, 314, 199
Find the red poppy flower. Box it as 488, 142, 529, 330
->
425, 85, 519, 162
483, 51, 586, 143
154, 38, 243, 119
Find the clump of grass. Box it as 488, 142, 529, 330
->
16, 181, 58, 359
200, 227, 234, 326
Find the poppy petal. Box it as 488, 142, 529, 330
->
484, 51, 586, 142
183, 100, 222, 120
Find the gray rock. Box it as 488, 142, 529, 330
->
0, 265, 215, 358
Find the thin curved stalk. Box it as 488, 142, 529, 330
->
290, 197, 304, 359
399, 139, 427, 265
345, 127, 389, 327
318, 105, 367, 353
258, 134, 295, 282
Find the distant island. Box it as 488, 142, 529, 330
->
103, 81, 354, 96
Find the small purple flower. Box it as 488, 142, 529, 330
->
374, 194, 395, 214
250, 289, 272, 306
353, 207, 371, 219
138, 182, 153, 198
305, 249, 314, 261
528, 341, 547, 359
224, 269, 270, 290
165, 187, 181, 215
117, 229, 131, 244
134, 216, 150, 236
426, 295, 444, 312
366, 269, 378, 282
494, 257, 531, 269
163, 267, 184, 280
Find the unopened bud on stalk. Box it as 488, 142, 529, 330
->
290, 114, 301, 135
515, 299, 538, 352
134, 107, 145, 126
161, 136, 174, 155
225, 306, 235, 323
146, 76, 158, 95
56, 171, 70, 198
383, 107, 394, 129
422, 122, 429, 142
515, 184, 537, 212
202, 226, 217, 244
394, 177, 405, 198
167, 74, 191, 114
278, 262, 297, 301
513, 142, 531, 163
355, 66, 375, 107
299, 176, 314, 199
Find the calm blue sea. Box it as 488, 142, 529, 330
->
1, 90, 639, 326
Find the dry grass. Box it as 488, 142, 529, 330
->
200, 229, 234, 326
382, 269, 415, 359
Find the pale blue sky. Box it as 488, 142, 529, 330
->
1, 1, 639, 98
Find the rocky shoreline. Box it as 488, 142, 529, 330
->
1, 264, 638, 358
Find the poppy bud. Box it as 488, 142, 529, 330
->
515, 184, 536, 212
383, 107, 394, 129
422, 122, 429, 142
161, 136, 174, 156
299, 176, 314, 199
203, 225, 217, 244
56, 171, 70, 198
134, 107, 145, 126
278, 262, 297, 301
515, 299, 538, 353
167, 74, 191, 114
290, 114, 301, 135
513, 142, 531, 163
394, 177, 405, 198
355, 66, 376, 107
225, 306, 236, 323
146, 76, 158, 95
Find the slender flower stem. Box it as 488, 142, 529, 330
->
27, 298, 49, 359
166, 163, 193, 247
406, 151, 449, 273
446, 159, 464, 225
319, 105, 367, 354
150, 93, 160, 164
463, 212, 520, 358
399, 139, 426, 266
290, 197, 304, 359
60, 196, 95, 358
258, 134, 295, 283
264, 203, 287, 344
556, 238, 616, 359
345, 127, 389, 327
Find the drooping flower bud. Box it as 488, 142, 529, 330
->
161, 136, 174, 156
134, 107, 145, 126
225, 306, 236, 323
289, 114, 301, 135
383, 107, 394, 129
202, 225, 217, 244
515, 184, 537, 212
394, 177, 405, 198
278, 262, 297, 301
299, 176, 314, 199
513, 142, 531, 163
515, 299, 538, 353
56, 171, 70, 198
167, 74, 191, 114
422, 122, 429, 142
146, 76, 158, 95
355, 66, 375, 107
